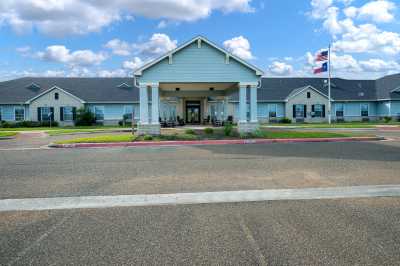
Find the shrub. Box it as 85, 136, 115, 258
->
280, 117, 292, 124
383, 116, 392, 123
204, 128, 214, 134
0, 120, 57, 128
143, 135, 153, 141
185, 129, 196, 135
223, 123, 233, 136
75, 107, 96, 126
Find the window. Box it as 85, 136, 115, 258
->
62, 107, 74, 121
124, 105, 134, 120
268, 104, 277, 118
14, 107, 25, 121
55, 93, 59, 100
312, 104, 325, 117
94, 106, 104, 121
294, 104, 306, 118
40, 107, 51, 121
335, 103, 344, 117
361, 104, 369, 117
307, 92, 311, 98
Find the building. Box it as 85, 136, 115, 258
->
1, 36, 400, 134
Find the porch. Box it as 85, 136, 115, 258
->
136, 82, 259, 135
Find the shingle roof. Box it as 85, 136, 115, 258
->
376, 73, 400, 100
257, 77, 377, 102
1, 74, 400, 104
0, 77, 138, 104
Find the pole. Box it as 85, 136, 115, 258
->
328, 43, 332, 124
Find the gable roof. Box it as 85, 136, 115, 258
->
0, 77, 139, 104
376, 73, 400, 100
285, 85, 328, 101
134, 36, 264, 76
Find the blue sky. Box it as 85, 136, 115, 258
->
0, 0, 399, 81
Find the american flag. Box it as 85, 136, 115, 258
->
316, 50, 329, 61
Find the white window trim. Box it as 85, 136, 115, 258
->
62, 106, 74, 122
40, 107, 52, 121
334, 103, 345, 117
360, 103, 369, 116
268, 103, 278, 118
14, 106, 25, 121
94, 106, 105, 121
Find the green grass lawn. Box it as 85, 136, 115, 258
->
264, 122, 400, 128
54, 129, 363, 144
0, 132, 17, 138
0, 125, 131, 133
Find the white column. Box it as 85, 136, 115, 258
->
139, 84, 149, 124
250, 85, 258, 122
151, 85, 160, 124
239, 84, 247, 122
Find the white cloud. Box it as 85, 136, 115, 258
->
333, 23, 400, 55
104, 39, 131, 56
97, 69, 128, 77
359, 58, 400, 72
223, 36, 254, 60
157, 20, 167, 29
123, 57, 144, 71
36, 45, 108, 67
268, 61, 293, 76
0, 0, 254, 36
133, 33, 177, 58
350, 0, 396, 23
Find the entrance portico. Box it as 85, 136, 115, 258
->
134, 36, 264, 135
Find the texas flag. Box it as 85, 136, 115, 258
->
314, 62, 328, 74
316, 50, 329, 61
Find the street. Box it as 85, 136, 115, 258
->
1, 136, 400, 265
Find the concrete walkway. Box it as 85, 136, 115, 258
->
1, 185, 399, 212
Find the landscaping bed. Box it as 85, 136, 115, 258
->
54, 128, 366, 145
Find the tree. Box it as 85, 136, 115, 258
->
75, 107, 96, 126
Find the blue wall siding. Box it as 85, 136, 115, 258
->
392, 101, 400, 116
377, 102, 390, 116
339, 102, 377, 117
257, 103, 285, 118
138, 42, 259, 83
233, 102, 284, 119
0, 105, 15, 121
87, 104, 140, 120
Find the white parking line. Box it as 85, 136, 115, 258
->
1, 185, 400, 212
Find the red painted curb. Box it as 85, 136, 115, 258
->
49, 137, 383, 149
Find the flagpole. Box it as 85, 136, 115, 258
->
328, 43, 332, 125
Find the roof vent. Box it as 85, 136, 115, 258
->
26, 83, 41, 90
117, 83, 132, 88
358, 92, 364, 97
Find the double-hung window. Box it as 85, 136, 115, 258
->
62, 107, 74, 121
312, 104, 325, 117
14, 107, 25, 121
124, 105, 134, 120
94, 106, 104, 121
41, 107, 51, 121
268, 104, 277, 118
335, 103, 344, 117
294, 104, 305, 118
361, 104, 369, 117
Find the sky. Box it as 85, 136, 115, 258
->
0, 0, 399, 81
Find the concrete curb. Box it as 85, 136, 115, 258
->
49, 136, 384, 149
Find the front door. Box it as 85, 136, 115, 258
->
186, 101, 201, 124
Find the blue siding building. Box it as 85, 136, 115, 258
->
1, 36, 400, 131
